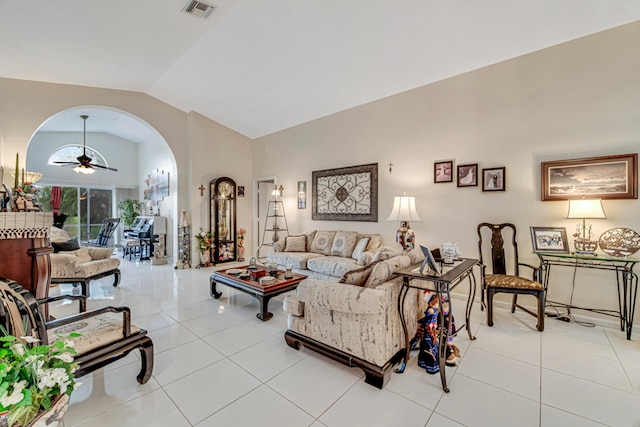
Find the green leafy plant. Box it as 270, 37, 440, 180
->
117, 199, 144, 228
0, 334, 80, 426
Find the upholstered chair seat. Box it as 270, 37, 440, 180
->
485, 274, 544, 290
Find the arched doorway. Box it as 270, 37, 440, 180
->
25, 106, 178, 261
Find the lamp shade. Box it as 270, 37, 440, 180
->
386, 196, 422, 222
565, 199, 606, 219
11, 171, 43, 184
73, 164, 95, 175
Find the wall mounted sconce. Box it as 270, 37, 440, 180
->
297, 181, 306, 209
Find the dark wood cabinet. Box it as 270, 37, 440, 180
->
210, 177, 237, 264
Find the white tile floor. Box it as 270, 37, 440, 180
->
48, 257, 640, 427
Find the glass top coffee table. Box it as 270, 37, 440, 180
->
210, 266, 306, 321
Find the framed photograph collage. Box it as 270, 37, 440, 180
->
434, 160, 506, 192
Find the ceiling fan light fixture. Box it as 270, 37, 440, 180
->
74, 164, 95, 175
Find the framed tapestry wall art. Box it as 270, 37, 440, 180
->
312, 163, 378, 222
541, 153, 638, 201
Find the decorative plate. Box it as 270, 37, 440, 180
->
598, 228, 640, 257
227, 269, 245, 275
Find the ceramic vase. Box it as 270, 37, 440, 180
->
200, 250, 211, 266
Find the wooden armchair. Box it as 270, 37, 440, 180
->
477, 223, 546, 331
0, 277, 153, 384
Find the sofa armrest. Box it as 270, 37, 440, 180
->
86, 247, 114, 260
297, 279, 395, 315
273, 239, 285, 252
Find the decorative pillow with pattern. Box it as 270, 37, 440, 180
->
371, 243, 405, 262
283, 235, 307, 252
339, 261, 379, 287
351, 237, 371, 261
309, 230, 336, 255
331, 231, 359, 257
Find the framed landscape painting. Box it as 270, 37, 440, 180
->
541, 154, 638, 201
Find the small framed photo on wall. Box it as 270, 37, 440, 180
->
434, 160, 453, 183
237, 186, 245, 197
482, 167, 505, 192
457, 164, 478, 187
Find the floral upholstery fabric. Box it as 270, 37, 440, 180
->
364, 255, 411, 288
406, 247, 426, 264
266, 252, 324, 270
339, 262, 377, 287
331, 231, 359, 257
306, 256, 360, 278
310, 231, 336, 255
48, 313, 142, 355
485, 274, 543, 290
287, 276, 425, 367
50, 248, 120, 279
371, 244, 405, 262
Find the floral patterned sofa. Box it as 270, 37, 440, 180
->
276, 231, 426, 388
49, 226, 121, 297
267, 230, 384, 280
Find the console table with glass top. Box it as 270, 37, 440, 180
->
534, 252, 639, 340
396, 258, 478, 393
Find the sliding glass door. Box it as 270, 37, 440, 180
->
38, 186, 113, 240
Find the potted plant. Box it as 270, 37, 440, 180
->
0, 334, 79, 426
117, 199, 144, 229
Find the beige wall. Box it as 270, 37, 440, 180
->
0, 78, 253, 261
253, 22, 640, 326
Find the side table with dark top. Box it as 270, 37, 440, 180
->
210, 267, 306, 321
396, 258, 478, 393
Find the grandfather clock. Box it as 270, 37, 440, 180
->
210, 177, 237, 264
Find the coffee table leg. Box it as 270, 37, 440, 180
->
210, 278, 222, 298
257, 295, 273, 321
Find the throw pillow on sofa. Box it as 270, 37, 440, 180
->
339, 260, 380, 287
283, 235, 307, 252
371, 243, 404, 262
364, 255, 412, 288
310, 231, 336, 256
331, 231, 359, 257
351, 237, 370, 261
52, 238, 81, 253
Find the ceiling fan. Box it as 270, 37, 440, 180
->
54, 115, 118, 174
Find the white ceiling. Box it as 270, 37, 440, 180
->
2, 1, 640, 140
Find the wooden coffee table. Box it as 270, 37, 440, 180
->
210, 267, 306, 321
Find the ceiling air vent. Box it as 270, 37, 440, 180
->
182, 0, 216, 19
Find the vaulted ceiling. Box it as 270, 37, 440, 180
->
2, 1, 639, 139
